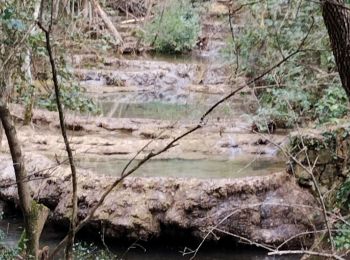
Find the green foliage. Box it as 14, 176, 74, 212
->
224, 0, 346, 130
338, 179, 350, 210
73, 242, 116, 260
0, 213, 19, 260
334, 223, 350, 250
37, 84, 99, 114
253, 86, 311, 130
1, 2, 99, 116
0, 248, 20, 260
0, 1, 35, 89
144, 0, 200, 53
14, 55, 99, 114
315, 85, 349, 123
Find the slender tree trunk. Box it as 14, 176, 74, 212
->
82, 0, 89, 18
91, 0, 123, 47
23, 0, 41, 125
39, 21, 78, 260
322, 0, 350, 98
22, 50, 35, 126
53, 0, 61, 20
0, 101, 49, 259
0, 121, 3, 150
145, 0, 154, 21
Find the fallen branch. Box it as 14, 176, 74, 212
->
91, 0, 123, 47
268, 250, 345, 260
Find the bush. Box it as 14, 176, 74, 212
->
315, 85, 349, 123
73, 242, 116, 260
0, 213, 19, 259
37, 84, 99, 114
224, 0, 346, 130
144, 0, 200, 53
334, 222, 350, 250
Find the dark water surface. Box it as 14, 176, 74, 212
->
0, 216, 299, 260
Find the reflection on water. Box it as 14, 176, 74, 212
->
76, 158, 285, 178
114, 244, 298, 260
99, 101, 247, 121
125, 51, 212, 64
0, 217, 65, 249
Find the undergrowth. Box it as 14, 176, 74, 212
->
224, 0, 349, 130
143, 0, 200, 53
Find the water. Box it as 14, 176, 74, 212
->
98, 101, 243, 121
0, 217, 64, 249
125, 51, 212, 64
0, 217, 298, 260
75, 158, 285, 178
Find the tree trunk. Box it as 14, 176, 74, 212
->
23, 0, 41, 125
39, 20, 79, 260
53, 0, 61, 20
322, 0, 350, 98
22, 49, 35, 126
0, 101, 49, 259
82, 0, 89, 18
0, 121, 3, 150
91, 0, 123, 47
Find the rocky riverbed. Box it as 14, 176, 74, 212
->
0, 0, 319, 256
0, 154, 319, 248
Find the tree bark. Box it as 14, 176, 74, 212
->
38, 20, 78, 260
82, 0, 89, 18
23, 0, 41, 125
0, 101, 49, 259
0, 121, 3, 150
322, 0, 350, 98
91, 0, 123, 47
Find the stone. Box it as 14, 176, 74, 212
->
0, 154, 319, 248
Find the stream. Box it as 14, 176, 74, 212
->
0, 216, 298, 260
75, 158, 285, 179
0, 12, 296, 259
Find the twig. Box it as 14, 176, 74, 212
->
48, 17, 313, 259
257, 131, 334, 251
0, 158, 69, 189
268, 250, 345, 260
185, 202, 325, 259
213, 228, 274, 251
37, 1, 78, 258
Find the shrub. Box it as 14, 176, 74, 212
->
315, 85, 349, 123
334, 222, 350, 250
0, 213, 19, 259
73, 242, 116, 260
144, 0, 200, 53
224, 0, 345, 130
37, 84, 99, 114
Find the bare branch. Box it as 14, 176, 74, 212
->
268, 250, 345, 260
48, 17, 313, 259
38, 2, 78, 258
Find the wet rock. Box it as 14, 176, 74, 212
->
8, 104, 287, 161
289, 124, 350, 197
0, 154, 319, 248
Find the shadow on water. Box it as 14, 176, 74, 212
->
0, 215, 299, 260
124, 51, 213, 65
